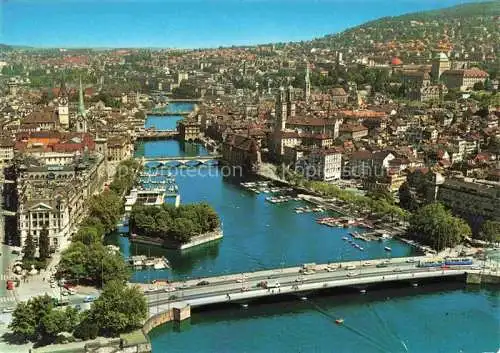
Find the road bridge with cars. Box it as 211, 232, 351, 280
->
143, 256, 492, 321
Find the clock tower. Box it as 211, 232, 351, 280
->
57, 80, 69, 127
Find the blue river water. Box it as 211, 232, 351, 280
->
110, 105, 499, 353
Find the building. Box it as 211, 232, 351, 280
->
107, 135, 132, 162
0, 138, 15, 163
16, 153, 106, 250
57, 81, 70, 127
345, 150, 395, 179
430, 175, 500, 224
221, 134, 261, 172
331, 88, 348, 105
296, 148, 342, 181
431, 52, 451, 83
441, 68, 489, 91
178, 120, 201, 142
339, 124, 369, 140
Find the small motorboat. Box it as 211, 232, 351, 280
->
335, 318, 344, 325
360, 289, 366, 294
300, 296, 308, 301
241, 304, 249, 309
384, 246, 392, 252
342, 237, 348, 241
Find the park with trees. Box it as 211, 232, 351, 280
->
130, 202, 220, 244
8, 281, 147, 346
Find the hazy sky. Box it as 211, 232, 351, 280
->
1, 0, 480, 48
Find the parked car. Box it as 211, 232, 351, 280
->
197, 280, 210, 286
83, 295, 96, 303
2, 307, 15, 313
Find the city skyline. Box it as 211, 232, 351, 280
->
1, 0, 480, 48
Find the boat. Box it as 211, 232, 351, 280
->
335, 318, 344, 325
359, 247, 364, 251
360, 289, 367, 294
384, 246, 392, 252
241, 304, 248, 309
300, 296, 308, 301
154, 262, 166, 270
295, 210, 303, 214
342, 237, 348, 241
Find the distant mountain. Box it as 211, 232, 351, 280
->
310, 1, 499, 60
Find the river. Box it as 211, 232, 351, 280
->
110, 103, 499, 353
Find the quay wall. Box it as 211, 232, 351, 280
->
130, 229, 223, 250
143, 304, 191, 334
466, 271, 500, 285
30, 335, 151, 353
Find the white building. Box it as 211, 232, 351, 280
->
297, 149, 342, 181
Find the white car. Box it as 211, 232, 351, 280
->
236, 278, 244, 283
2, 307, 15, 313
392, 267, 402, 272
164, 287, 176, 292
346, 265, 356, 270
406, 258, 416, 263
363, 261, 372, 266
346, 271, 359, 277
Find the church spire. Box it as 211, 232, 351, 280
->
305, 61, 311, 104
78, 77, 86, 118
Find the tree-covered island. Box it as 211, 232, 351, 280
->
130, 202, 221, 245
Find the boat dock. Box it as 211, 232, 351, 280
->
128, 255, 170, 270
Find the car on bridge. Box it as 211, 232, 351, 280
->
346, 271, 359, 277
197, 280, 210, 286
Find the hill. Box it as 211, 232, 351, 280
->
309, 1, 499, 63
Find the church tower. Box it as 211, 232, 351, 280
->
431, 52, 450, 83
275, 86, 287, 132
305, 61, 311, 104
57, 79, 69, 128
286, 84, 296, 118
75, 78, 87, 133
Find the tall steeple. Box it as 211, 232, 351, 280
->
305, 61, 311, 104
75, 77, 87, 133
78, 77, 86, 119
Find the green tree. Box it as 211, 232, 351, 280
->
473, 81, 485, 91
89, 280, 147, 337
478, 220, 500, 243
88, 191, 123, 233
40, 306, 79, 342
408, 202, 471, 251
23, 233, 36, 260
9, 294, 54, 342
8, 302, 37, 342
39, 225, 51, 260
74, 311, 99, 340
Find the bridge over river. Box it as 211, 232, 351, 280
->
138, 154, 222, 166
142, 256, 496, 327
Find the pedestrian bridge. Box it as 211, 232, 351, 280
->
143, 257, 491, 318
139, 155, 222, 167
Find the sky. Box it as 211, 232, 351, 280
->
0, 0, 481, 48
